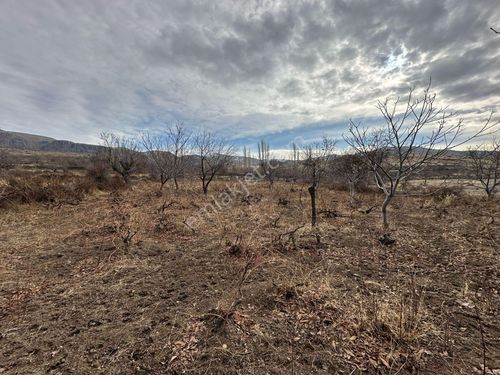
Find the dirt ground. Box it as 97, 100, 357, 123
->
0, 179, 499, 374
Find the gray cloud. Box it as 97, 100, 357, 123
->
0, 0, 499, 145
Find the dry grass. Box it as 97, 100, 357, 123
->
0, 175, 499, 374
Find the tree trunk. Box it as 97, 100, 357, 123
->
381, 194, 392, 231
485, 181, 494, 198
308, 185, 317, 227
174, 177, 179, 190
122, 172, 130, 185
349, 182, 355, 198
203, 184, 208, 195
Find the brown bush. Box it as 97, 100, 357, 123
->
86, 160, 108, 184
0, 174, 92, 207
432, 185, 464, 200
85, 160, 125, 191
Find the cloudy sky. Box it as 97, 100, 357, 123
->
0, 0, 499, 151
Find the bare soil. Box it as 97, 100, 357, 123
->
1, 180, 499, 374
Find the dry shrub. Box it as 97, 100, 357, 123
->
86, 159, 108, 186
422, 185, 463, 200
269, 273, 432, 372
418, 185, 464, 210
0, 174, 92, 207
105, 192, 141, 248
432, 186, 463, 208
362, 284, 429, 342
438, 193, 457, 208
90, 171, 126, 191
85, 159, 125, 191
112, 209, 138, 247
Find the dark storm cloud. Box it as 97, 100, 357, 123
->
442, 78, 500, 103
0, 0, 498, 144
144, 7, 298, 82
426, 44, 499, 84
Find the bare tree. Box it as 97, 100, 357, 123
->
169, 123, 191, 189
345, 83, 498, 230
242, 146, 247, 168
291, 141, 299, 162
100, 133, 140, 185
301, 137, 336, 232
257, 140, 279, 189
243, 146, 253, 168
141, 123, 191, 191
257, 139, 269, 164
141, 132, 174, 191
468, 139, 500, 197
335, 151, 370, 200
194, 130, 234, 195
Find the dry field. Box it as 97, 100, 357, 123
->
0, 148, 90, 172
0, 177, 499, 374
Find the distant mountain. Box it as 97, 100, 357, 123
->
0, 129, 102, 153
384, 145, 469, 158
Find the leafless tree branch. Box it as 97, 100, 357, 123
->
344, 82, 499, 230
193, 130, 234, 195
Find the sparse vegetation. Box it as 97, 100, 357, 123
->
1, 174, 499, 374
1, 88, 499, 375
100, 133, 141, 185
0, 173, 91, 207
193, 130, 234, 195
345, 83, 498, 231
141, 122, 191, 191
2, 0, 500, 370
257, 139, 279, 189
468, 138, 500, 197
335, 151, 371, 201
300, 136, 336, 233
